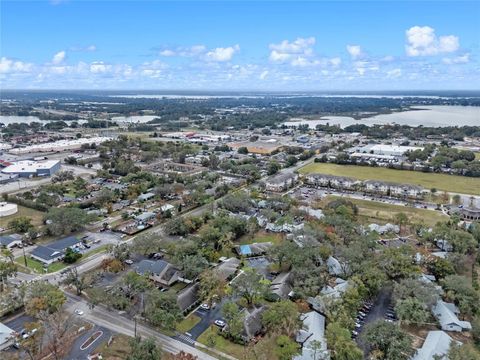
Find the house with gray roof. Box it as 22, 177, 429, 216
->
241, 306, 267, 342
432, 300, 472, 332
30, 236, 82, 265
0, 322, 15, 351
214, 257, 241, 281
177, 283, 200, 313
265, 172, 298, 192
411, 330, 459, 360
294, 311, 329, 360
137, 192, 155, 202
321, 278, 351, 299
0, 233, 22, 249
270, 272, 293, 300
134, 259, 180, 287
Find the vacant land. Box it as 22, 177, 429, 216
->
0, 205, 45, 228
299, 163, 480, 195
324, 196, 448, 226
239, 231, 284, 246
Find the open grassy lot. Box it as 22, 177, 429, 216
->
0, 205, 45, 228
82, 245, 109, 259
197, 326, 246, 359
324, 196, 448, 226
239, 231, 284, 245
299, 162, 480, 195
15, 256, 67, 273
176, 314, 201, 333
94, 334, 132, 360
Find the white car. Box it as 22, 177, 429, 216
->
214, 320, 226, 328
124, 259, 134, 265
74, 309, 84, 316
200, 303, 210, 310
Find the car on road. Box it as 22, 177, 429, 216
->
214, 320, 226, 328
74, 309, 84, 316
124, 259, 134, 265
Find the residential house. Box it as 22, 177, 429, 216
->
214, 257, 241, 281
0, 234, 23, 249
135, 212, 156, 224
390, 184, 424, 199
0, 322, 15, 351
270, 272, 292, 300
265, 173, 298, 192
294, 311, 329, 360
137, 192, 155, 202
235, 242, 273, 257
412, 330, 458, 360
177, 283, 200, 313
432, 300, 472, 332
364, 180, 391, 195
30, 236, 82, 265
321, 278, 350, 299
241, 306, 267, 342
134, 259, 181, 287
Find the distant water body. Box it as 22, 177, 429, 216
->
0, 116, 86, 125
284, 106, 480, 128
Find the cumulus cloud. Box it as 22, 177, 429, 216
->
346, 45, 362, 58
269, 37, 315, 64
52, 50, 66, 65
205, 45, 240, 62
329, 57, 342, 67
387, 68, 402, 78
0, 57, 34, 73
443, 53, 470, 64
405, 26, 459, 56
89, 61, 111, 74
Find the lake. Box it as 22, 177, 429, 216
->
111, 115, 158, 124
283, 105, 480, 128
0, 116, 86, 125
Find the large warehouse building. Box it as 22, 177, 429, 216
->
1, 159, 61, 177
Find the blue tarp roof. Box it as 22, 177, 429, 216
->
239, 245, 252, 255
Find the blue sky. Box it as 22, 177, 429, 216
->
1, 0, 479, 90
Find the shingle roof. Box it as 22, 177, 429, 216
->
0, 234, 22, 247
412, 331, 456, 360
30, 236, 81, 261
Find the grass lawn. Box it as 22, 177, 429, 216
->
15, 256, 67, 274
0, 205, 45, 228
82, 245, 108, 259
475, 152, 480, 160
239, 231, 284, 245
94, 334, 132, 360
324, 196, 448, 226
176, 314, 201, 333
197, 326, 246, 359
299, 162, 480, 195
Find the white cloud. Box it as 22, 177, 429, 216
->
405, 26, 459, 56
89, 61, 111, 74
269, 37, 315, 64
346, 45, 362, 58
86, 45, 96, 52
205, 45, 240, 62
52, 51, 66, 65
443, 53, 470, 64
259, 70, 269, 80
159, 49, 176, 57
0, 57, 34, 73
329, 57, 342, 67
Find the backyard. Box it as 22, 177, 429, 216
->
299, 162, 480, 195
15, 256, 67, 274
0, 205, 45, 228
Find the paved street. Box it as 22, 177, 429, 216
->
65, 325, 112, 360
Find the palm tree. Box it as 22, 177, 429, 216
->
1, 248, 14, 264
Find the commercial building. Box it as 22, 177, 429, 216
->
1, 160, 61, 178
7, 136, 111, 154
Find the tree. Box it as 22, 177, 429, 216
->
230, 267, 270, 306
127, 337, 162, 360
222, 302, 245, 340
8, 216, 33, 233
198, 269, 226, 305
132, 233, 163, 255
261, 300, 301, 337
395, 297, 430, 325
285, 155, 298, 167
442, 275, 480, 316
63, 247, 82, 264
362, 321, 413, 360
427, 257, 455, 279
275, 335, 300, 360
24, 281, 66, 316
238, 146, 249, 154
267, 161, 281, 175
379, 246, 419, 280
447, 342, 480, 360
393, 278, 439, 308
326, 322, 363, 360
393, 212, 409, 235
42, 311, 75, 360
180, 254, 209, 279
0, 260, 17, 292
63, 267, 97, 296
107, 242, 131, 262
144, 289, 182, 330
452, 194, 462, 206
45, 207, 91, 235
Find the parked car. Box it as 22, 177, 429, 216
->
214, 320, 226, 328
124, 259, 134, 265
200, 303, 210, 310
74, 309, 84, 316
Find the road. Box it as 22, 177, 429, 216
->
63, 293, 231, 360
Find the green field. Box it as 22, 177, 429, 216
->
299, 163, 480, 195
176, 314, 201, 333
324, 196, 448, 226
197, 326, 246, 359
15, 256, 67, 273
0, 205, 45, 229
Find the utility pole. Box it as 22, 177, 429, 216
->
22, 242, 28, 267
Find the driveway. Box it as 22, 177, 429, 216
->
3, 313, 36, 333
356, 287, 393, 353
187, 298, 229, 340
65, 325, 112, 360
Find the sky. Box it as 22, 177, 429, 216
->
1, 0, 479, 91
